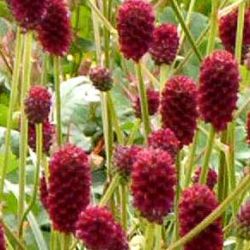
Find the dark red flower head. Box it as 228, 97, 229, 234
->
117, 0, 155, 62
76, 206, 129, 250
160, 76, 198, 147
247, 112, 250, 145
8, 0, 47, 30
150, 23, 179, 65
219, 9, 250, 55
131, 148, 176, 223
28, 120, 55, 154
133, 88, 160, 118
148, 128, 180, 160
47, 144, 91, 233
179, 184, 223, 250
236, 200, 250, 239
0, 224, 5, 250
25, 85, 52, 124
37, 0, 72, 56
89, 66, 113, 92
113, 145, 142, 177
198, 50, 240, 131
192, 167, 218, 190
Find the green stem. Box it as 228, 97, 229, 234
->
179, 0, 196, 48
18, 32, 33, 240
53, 56, 62, 146
218, 131, 228, 203
103, 0, 110, 68
19, 123, 42, 236
50, 230, 59, 250
169, 0, 202, 61
206, 0, 219, 55
0, 45, 12, 75
121, 183, 128, 230
144, 222, 155, 250
91, 0, 101, 61
227, 123, 237, 217
235, 1, 246, 62
99, 174, 121, 206
155, 224, 162, 250
108, 93, 124, 145
88, 0, 117, 35
160, 64, 170, 91
2, 220, 25, 250
184, 132, 199, 187
62, 234, 71, 250
136, 62, 151, 142
174, 152, 181, 244
0, 28, 23, 199
173, 25, 209, 75
167, 174, 250, 250
199, 126, 216, 184
228, 0, 246, 217
101, 93, 113, 178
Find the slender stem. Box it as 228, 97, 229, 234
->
103, 0, 110, 68
99, 174, 121, 206
0, 45, 12, 74
144, 222, 155, 250
141, 63, 160, 87
121, 183, 128, 230
0, 28, 23, 199
228, 0, 246, 217
167, 175, 250, 250
53, 56, 62, 146
173, 25, 209, 75
199, 126, 216, 184
218, 131, 228, 203
179, 0, 196, 48
174, 152, 181, 245
136, 62, 151, 142
235, 1, 246, 62
206, 0, 219, 55
184, 132, 199, 187
19, 123, 43, 236
102, 0, 114, 180
18, 32, 33, 240
2, 220, 25, 250
91, 0, 101, 61
108, 93, 124, 145
227, 122, 237, 217
88, 0, 117, 35
169, 0, 202, 61
160, 64, 170, 91
155, 224, 162, 250
101, 93, 113, 178
50, 230, 59, 250
62, 234, 71, 250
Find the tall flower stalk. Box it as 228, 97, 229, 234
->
53, 56, 63, 147
0, 28, 23, 199
18, 32, 33, 239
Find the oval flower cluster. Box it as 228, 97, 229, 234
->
9, 0, 72, 56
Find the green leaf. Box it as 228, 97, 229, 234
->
0, 150, 18, 173
70, 36, 95, 54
